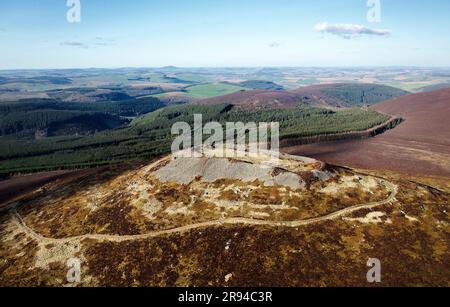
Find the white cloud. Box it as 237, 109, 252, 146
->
61, 41, 87, 48
95, 37, 115, 46
268, 42, 281, 48
314, 22, 391, 39
61, 39, 114, 48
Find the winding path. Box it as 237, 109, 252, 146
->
9, 179, 398, 244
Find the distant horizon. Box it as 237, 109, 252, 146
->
2, 65, 450, 72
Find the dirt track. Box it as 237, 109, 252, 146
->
283, 88, 450, 178
9, 179, 397, 243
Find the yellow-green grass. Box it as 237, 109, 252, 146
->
182, 83, 247, 98
148, 83, 247, 99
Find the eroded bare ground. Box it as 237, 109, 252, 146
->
10, 155, 389, 238
0, 153, 448, 287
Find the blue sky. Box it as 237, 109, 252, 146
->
0, 0, 449, 69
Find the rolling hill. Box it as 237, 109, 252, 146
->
373, 88, 450, 147
195, 90, 307, 110
0, 110, 127, 138
236, 80, 284, 90
196, 83, 409, 110
0, 96, 167, 139
293, 83, 409, 107
416, 82, 450, 93
283, 88, 450, 179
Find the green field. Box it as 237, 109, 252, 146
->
388, 83, 430, 92
297, 78, 319, 86
183, 83, 247, 98
173, 73, 212, 83
148, 83, 247, 99
145, 92, 177, 98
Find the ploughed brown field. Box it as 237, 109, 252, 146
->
283, 88, 450, 184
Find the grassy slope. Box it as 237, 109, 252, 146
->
149, 83, 246, 99
184, 83, 247, 98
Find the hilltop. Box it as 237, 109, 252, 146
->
0, 148, 447, 286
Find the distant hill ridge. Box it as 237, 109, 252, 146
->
195, 83, 409, 110
236, 80, 284, 90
